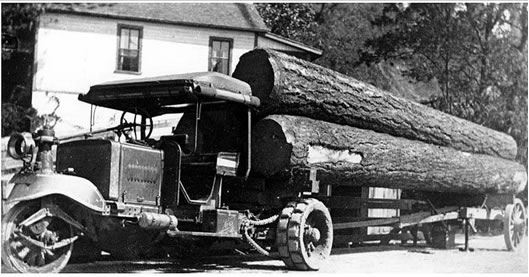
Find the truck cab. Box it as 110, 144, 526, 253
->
2, 72, 332, 273
66, 72, 258, 224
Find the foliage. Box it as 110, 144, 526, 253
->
308, 4, 386, 77
2, 3, 45, 135
2, 3, 46, 42
1, 103, 37, 136
255, 3, 390, 88
256, 3, 527, 169
2, 3, 112, 135
254, 3, 318, 44
360, 3, 528, 166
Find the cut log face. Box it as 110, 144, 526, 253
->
251, 115, 527, 195
233, 48, 518, 160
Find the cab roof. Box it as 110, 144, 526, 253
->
79, 72, 259, 116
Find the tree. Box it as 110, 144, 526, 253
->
308, 4, 385, 76
361, 3, 528, 166
254, 3, 318, 44
2, 3, 45, 135
255, 4, 393, 90
2, 3, 110, 135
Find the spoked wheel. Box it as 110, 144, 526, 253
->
2, 201, 74, 273
276, 198, 333, 271
504, 198, 527, 251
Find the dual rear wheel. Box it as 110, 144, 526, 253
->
276, 198, 333, 271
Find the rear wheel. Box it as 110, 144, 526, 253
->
276, 198, 333, 271
504, 198, 526, 251
1, 201, 74, 273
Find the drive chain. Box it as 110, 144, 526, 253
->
241, 214, 280, 257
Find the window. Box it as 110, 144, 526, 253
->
209, 37, 232, 75
117, 25, 142, 73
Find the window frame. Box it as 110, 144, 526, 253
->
208, 37, 233, 75
115, 24, 143, 74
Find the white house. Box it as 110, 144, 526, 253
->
32, 3, 322, 137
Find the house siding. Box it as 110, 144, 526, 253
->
33, 13, 256, 135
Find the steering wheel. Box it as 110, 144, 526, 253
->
119, 109, 153, 141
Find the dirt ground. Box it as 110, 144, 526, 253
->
322, 234, 528, 273
57, 233, 527, 274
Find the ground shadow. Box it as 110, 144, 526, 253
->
331, 242, 435, 256
330, 234, 512, 256
63, 254, 287, 273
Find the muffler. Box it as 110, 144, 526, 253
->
137, 212, 178, 230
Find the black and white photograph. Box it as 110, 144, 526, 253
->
0, 1, 527, 273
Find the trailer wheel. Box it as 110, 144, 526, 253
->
276, 198, 333, 271
504, 198, 527, 251
1, 201, 74, 273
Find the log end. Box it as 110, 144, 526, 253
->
251, 117, 293, 177
232, 49, 275, 106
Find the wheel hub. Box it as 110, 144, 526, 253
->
513, 218, 525, 234
29, 219, 50, 235
304, 225, 321, 244
40, 230, 58, 246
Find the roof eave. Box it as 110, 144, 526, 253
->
47, 9, 269, 34
263, 32, 322, 56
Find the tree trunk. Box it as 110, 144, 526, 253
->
251, 115, 527, 195
233, 48, 517, 160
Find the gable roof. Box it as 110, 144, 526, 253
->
262, 32, 322, 59
48, 3, 269, 33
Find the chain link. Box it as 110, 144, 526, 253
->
241, 214, 280, 258
245, 214, 279, 226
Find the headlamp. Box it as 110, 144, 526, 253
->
7, 132, 36, 160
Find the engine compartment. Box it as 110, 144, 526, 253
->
56, 139, 163, 206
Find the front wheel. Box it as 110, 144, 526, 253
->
276, 198, 333, 271
1, 201, 74, 273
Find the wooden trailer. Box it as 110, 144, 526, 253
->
319, 191, 526, 251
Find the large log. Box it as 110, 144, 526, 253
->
233, 48, 517, 160
251, 115, 527, 195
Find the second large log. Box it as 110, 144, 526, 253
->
233, 48, 517, 160
251, 115, 527, 195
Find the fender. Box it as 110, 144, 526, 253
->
6, 173, 107, 213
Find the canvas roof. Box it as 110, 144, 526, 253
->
79, 72, 259, 115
